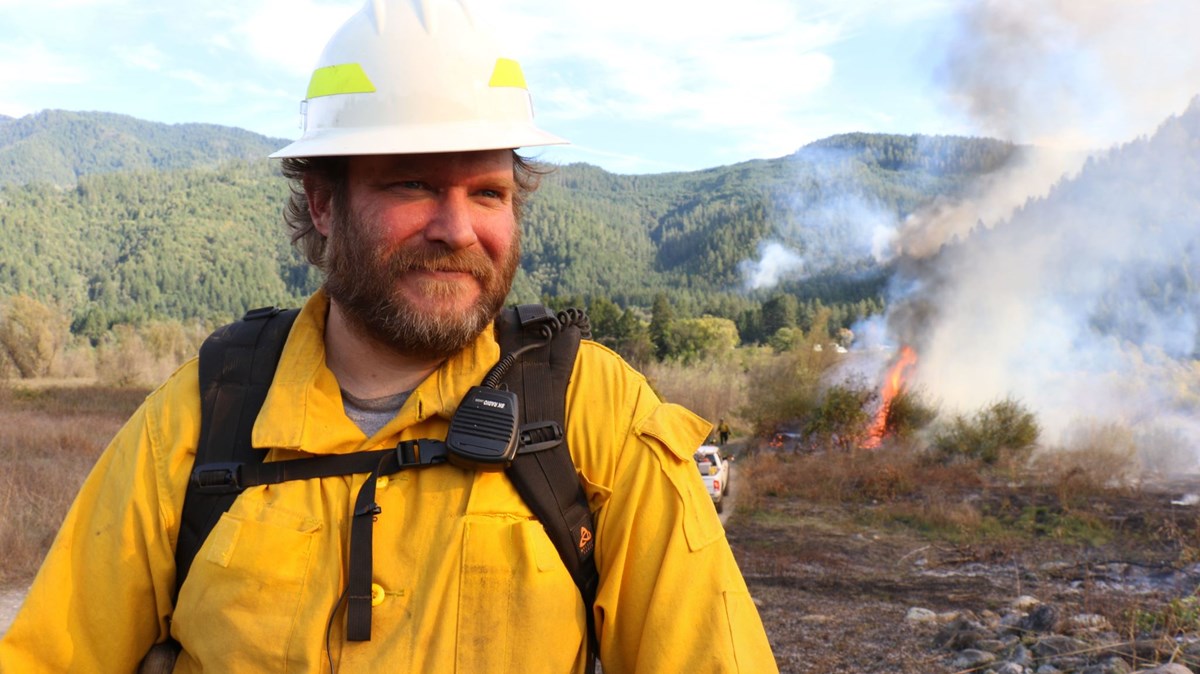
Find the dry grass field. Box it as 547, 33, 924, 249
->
0, 383, 150, 586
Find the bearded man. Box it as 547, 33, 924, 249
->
0, 1, 778, 672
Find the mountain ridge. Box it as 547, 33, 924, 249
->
0, 109, 289, 187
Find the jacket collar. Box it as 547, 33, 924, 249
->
252, 289, 501, 453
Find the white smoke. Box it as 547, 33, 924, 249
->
875, 0, 1200, 464
740, 241, 805, 291
741, 143, 904, 291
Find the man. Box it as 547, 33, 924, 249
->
718, 419, 732, 446
0, 1, 777, 672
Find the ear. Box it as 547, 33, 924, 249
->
304, 174, 335, 237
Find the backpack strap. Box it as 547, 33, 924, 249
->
496, 305, 601, 667
173, 304, 600, 662
174, 306, 299, 598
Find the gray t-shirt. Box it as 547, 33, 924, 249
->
340, 388, 412, 438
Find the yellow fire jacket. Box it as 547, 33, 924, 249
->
0, 291, 777, 673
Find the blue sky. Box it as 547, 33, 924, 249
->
2, 0, 1197, 174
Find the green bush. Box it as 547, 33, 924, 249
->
1131, 596, 1200, 637
931, 397, 1040, 465
804, 379, 874, 452
883, 387, 938, 442
738, 310, 841, 437
738, 347, 838, 438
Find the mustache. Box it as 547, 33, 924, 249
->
385, 246, 494, 280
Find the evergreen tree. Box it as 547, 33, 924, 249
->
650, 293, 676, 361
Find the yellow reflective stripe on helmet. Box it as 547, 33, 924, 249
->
488, 58, 528, 89
306, 63, 376, 99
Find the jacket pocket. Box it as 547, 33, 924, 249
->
173, 497, 322, 669
456, 516, 587, 673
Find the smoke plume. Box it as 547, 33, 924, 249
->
740, 241, 805, 291
873, 0, 1200, 466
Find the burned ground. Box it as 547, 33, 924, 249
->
728, 458, 1200, 674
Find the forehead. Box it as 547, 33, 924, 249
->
347, 150, 514, 182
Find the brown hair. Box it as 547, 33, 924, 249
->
279, 152, 547, 269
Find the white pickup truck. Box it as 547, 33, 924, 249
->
694, 445, 731, 513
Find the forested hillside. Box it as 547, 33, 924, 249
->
0, 110, 287, 187
521, 134, 1019, 313
0, 110, 1020, 350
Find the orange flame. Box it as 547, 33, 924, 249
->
863, 345, 918, 448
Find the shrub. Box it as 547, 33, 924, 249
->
932, 397, 1040, 466
643, 356, 748, 433
738, 341, 839, 438
1136, 424, 1196, 477
1029, 420, 1139, 502
0, 294, 72, 379
95, 321, 206, 387
1130, 597, 1200, 638
883, 386, 939, 443
732, 451, 788, 514
803, 378, 875, 452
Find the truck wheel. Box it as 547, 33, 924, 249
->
715, 498, 724, 514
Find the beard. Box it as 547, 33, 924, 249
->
321, 204, 520, 361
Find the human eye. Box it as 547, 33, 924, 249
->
392, 180, 428, 191
475, 182, 514, 203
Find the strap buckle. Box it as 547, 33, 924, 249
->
190, 462, 245, 494
518, 421, 564, 453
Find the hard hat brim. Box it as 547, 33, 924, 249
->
269, 121, 568, 159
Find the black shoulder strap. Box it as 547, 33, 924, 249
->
175, 304, 600, 660
174, 306, 299, 598
496, 306, 600, 661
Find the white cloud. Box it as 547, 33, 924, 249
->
0, 100, 34, 118
225, 0, 359, 77
0, 0, 126, 6
508, 2, 839, 106
114, 43, 167, 72
168, 69, 227, 99
466, 0, 872, 163
0, 40, 86, 85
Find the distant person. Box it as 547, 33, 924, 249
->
0, 1, 777, 672
718, 418, 732, 446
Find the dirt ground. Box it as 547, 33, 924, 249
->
729, 469, 1200, 674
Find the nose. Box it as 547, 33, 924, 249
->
424, 191, 479, 250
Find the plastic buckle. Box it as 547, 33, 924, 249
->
514, 304, 558, 330
395, 439, 449, 467
518, 421, 564, 453
191, 462, 245, 494
242, 306, 281, 321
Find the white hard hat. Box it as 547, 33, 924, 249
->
270, 0, 566, 158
